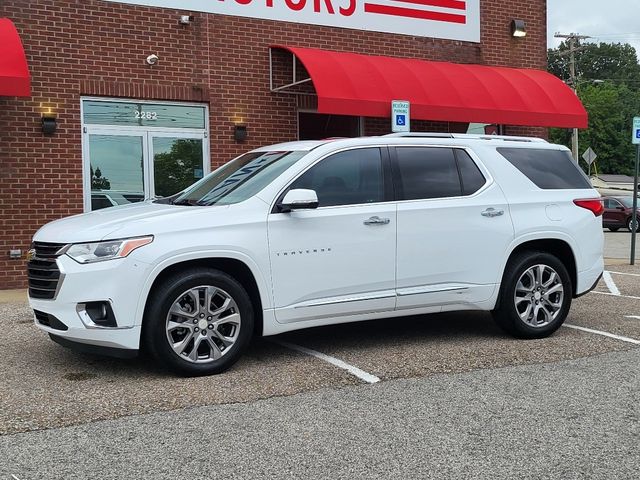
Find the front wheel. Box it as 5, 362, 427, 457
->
627, 217, 640, 232
608, 227, 620, 232
143, 268, 254, 376
492, 251, 572, 339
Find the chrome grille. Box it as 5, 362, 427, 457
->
27, 242, 67, 300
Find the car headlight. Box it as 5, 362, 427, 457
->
65, 236, 153, 264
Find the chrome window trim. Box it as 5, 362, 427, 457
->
391, 144, 493, 204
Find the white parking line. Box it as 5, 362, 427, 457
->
603, 271, 621, 296
607, 271, 640, 278
564, 324, 640, 345
273, 339, 381, 384
625, 316, 640, 320
591, 291, 640, 301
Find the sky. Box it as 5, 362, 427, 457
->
547, 0, 640, 55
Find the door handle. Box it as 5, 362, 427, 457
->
364, 216, 390, 226
481, 208, 504, 218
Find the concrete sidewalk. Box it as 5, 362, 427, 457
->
0, 289, 26, 304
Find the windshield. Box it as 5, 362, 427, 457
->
169, 150, 307, 206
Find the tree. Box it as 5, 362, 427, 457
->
91, 165, 111, 190
549, 42, 640, 87
548, 42, 640, 175
153, 139, 203, 197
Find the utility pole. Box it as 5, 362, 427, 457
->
554, 32, 591, 162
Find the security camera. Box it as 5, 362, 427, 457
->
146, 54, 159, 66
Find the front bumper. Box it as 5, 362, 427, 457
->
49, 333, 139, 358
29, 253, 151, 351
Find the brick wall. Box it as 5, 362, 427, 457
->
0, 0, 547, 288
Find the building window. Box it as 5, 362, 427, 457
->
81, 98, 209, 211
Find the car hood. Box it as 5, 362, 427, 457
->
33, 201, 232, 244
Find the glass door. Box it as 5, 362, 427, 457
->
149, 133, 206, 198
84, 130, 148, 211
82, 99, 210, 212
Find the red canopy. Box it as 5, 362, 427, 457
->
272, 46, 587, 129
0, 18, 30, 97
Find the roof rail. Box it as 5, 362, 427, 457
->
382, 132, 547, 143
383, 132, 454, 138
451, 134, 548, 143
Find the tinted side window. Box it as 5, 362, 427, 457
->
395, 147, 461, 200
290, 148, 384, 207
497, 148, 592, 189
456, 150, 486, 195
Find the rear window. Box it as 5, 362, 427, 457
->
497, 148, 592, 190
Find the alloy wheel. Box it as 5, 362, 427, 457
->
513, 264, 564, 328
165, 285, 241, 363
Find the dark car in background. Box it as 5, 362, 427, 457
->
602, 196, 640, 232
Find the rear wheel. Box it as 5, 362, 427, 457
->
493, 251, 572, 339
627, 217, 640, 232
143, 268, 254, 376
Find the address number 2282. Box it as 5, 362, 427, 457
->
134, 111, 158, 120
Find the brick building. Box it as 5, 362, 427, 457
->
0, 0, 585, 288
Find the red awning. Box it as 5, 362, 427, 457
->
271, 46, 587, 129
0, 18, 30, 97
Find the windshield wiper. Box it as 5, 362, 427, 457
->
171, 198, 203, 206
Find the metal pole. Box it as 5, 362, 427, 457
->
555, 33, 591, 161
570, 37, 579, 162
631, 145, 639, 265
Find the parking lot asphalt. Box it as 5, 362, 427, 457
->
1, 346, 639, 479
604, 230, 640, 260
1, 238, 639, 478
1, 263, 638, 436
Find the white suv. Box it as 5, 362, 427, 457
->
28, 134, 604, 376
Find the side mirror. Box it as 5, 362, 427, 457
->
617, 206, 626, 211
278, 189, 319, 213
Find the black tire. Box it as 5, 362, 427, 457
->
492, 251, 572, 339
627, 217, 640, 232
608, 227, 620, 232
143, 268, 254, 376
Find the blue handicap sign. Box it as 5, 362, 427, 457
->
636, 130, 640, 139
396, 115, 406, 126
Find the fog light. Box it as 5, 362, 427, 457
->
77, 301, 117, 328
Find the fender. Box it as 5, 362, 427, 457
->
495, 230, 580, 286
132, 249, 272, 327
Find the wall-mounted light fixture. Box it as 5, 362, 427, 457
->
511, 19, 527, 38
41, 112, 57, 135
179, 15, 194, 25
234, 124, 248, 142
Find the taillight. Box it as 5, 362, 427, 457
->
573, 198, 604, 217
